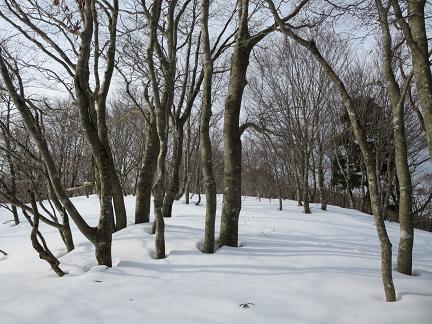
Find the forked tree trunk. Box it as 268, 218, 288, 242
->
26, 192, 65, 277
376, 0, 414, 275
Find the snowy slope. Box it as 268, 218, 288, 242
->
0, 195, 431, 324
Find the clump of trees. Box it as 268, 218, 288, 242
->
0, 0, 431, 303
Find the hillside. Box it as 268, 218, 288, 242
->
0, 195, 431, 324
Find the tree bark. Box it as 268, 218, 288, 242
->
219, 0, 251, 247
318, 138, 327, 210
135, 118, 159, 224
200, 0, 217, 253
303, 149, 311, 214
393, 0, 432, 158
376, 0, 414, 275
27, 192, 65, 277
162, 124, 184, 217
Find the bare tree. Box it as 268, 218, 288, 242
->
265, 0, 397, 301
375, 0, 414, 275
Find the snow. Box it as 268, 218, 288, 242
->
0, 195, 431, 324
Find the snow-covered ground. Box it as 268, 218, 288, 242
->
0, 195, 431, 324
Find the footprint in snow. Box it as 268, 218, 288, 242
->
239, 303, 255, 309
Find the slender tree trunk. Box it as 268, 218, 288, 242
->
46, 179, 75, 252
376, 0, 414, 275
195, 162, 202, 206
1, 106, 19, 225
178, 117, 191, 201
303, 149, 311, 214
200, 0, 217, 253
25, 194, 65, 277
318, 139, 327, 211
185, 176, 191, 204
61, 212, 74, 253
393, 0, 432, 158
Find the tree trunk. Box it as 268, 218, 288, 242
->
46, 179, 75, 253
303, 150, 311, 214
93, 162, 115, 267
201, 0, 217, 253
162, 124, 184, 217
195, 162, 202, 206
26, 192, 65, 277
61, 212, 75, 253
318, 139, 327, 211
178, 117, 191, 202
219, 1, 252, 247
135, 119, 159, 224
110, 164, 127, 231
394, 0, 432, 158
376, 0, 414, 275
1, 105, 19, 225
146, 0, 171, 260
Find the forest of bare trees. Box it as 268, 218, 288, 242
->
0, 0, 431, 303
